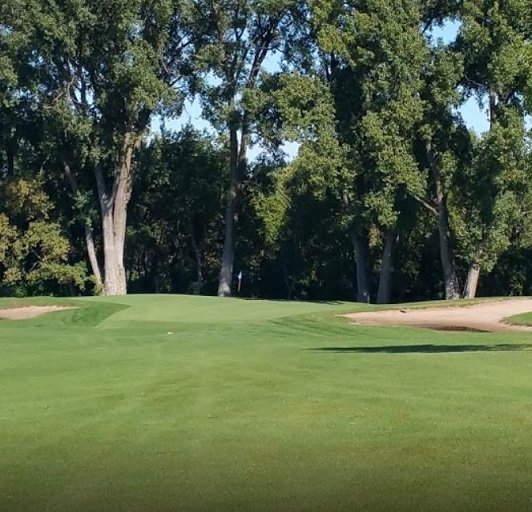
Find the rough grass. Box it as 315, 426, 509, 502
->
1, 295, 532, 511
506, 311, 532, 326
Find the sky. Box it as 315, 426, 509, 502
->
431, 21, 490, 134
154, 20, 491, 161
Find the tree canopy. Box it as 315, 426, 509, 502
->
1, 0, 532, 302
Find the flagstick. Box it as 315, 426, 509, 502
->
237, 271, 243, 294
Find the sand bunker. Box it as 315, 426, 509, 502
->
0, 305, 76, 320
345, 298, 532, 333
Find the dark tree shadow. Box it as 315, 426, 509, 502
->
309, 344, 532, 354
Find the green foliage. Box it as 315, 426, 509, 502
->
454, 117, 531, 272
127, 128, 227, 294
192, 0, 302, 130
274, 72, 348, 196
452, 0, 532, 280
459, 0, 532, 99
249, 166, 291, 248
1, 0, 532, 301
0, 177, 87, 295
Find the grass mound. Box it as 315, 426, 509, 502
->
505, 311, 532, 326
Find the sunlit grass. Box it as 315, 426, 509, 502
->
1, 295, 532, 511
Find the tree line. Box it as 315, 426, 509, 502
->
1, 0, 532, 303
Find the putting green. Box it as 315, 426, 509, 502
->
1, 295, 532, 511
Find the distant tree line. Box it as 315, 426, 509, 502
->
1, 0, 532, 303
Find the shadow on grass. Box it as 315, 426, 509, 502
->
309, 343, 532, 354
238, 297, 346, 305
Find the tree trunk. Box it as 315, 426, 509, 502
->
189, 219, 204, 295
489, 89, 497, 129
437, 214, 461, 300
283, 269, 295, 301
461, 90, 494, 302
215, 29, 271, 297
218, 127, 239, 297
94, 133, 138, 296
218, 123, 247, 297
377, 231, 395, 304
99, 201, 126, 296
60, 152, 103, 291
352, 232, 370, 303
6, 136, 15, 175
427, 140, 461, 300
217, 195, 237, 297
463, 262, 481, 299
84, 224, 103, 291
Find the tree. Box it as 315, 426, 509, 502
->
454, 117, 530, 298
0, 173, 86, 296
414, 42, 466, 300
128, 127, 227, 294
456, 0, 532, 297
2, 0, 194, 295
306, 0, 429, 303
193, 0, 303, 297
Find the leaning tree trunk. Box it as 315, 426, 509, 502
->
427, 140, 461, 300
60, 153, 103, 291
84, 224, 103, 291
352, 232, 370, 303
435, 192, 461, 300
461, 91, 494, 301
463, 262, 481, 299
377, 230, 395, 304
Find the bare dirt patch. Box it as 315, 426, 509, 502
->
0, 305, 76, 320
345, 298, 532, 333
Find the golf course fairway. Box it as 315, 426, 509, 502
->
1, 295, 532, 511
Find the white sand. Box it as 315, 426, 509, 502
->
345, 299, 532, 332
0, 305, 76, 320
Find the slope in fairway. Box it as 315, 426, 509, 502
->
88, 294, 351, 327
1, 295, 532, 512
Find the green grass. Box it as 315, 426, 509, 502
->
506, 311, 532, 326
2, 295, 532, 511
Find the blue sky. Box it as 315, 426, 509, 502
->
155, 20, 491, 160
431, 21, 490, 134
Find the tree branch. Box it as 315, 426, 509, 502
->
413, 195, 438, 217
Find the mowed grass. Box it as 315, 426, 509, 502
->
1, 295, 532, 512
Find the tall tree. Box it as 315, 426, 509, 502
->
3, 0, 194, 295
457, 0, 532, 297
414, 42, 466, 300
193, 0, 302, 297
454, 117, 530, 298
309, 0, 428, 303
